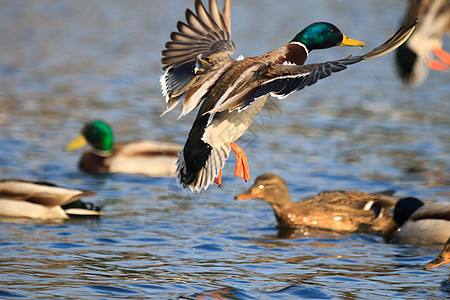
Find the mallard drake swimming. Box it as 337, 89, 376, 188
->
382, 197, 450, 245
234, 173, 397, 233
425, 237, 450, 269
0, 179, 103, 219
66, 120, 182, 177
161, 0, 417, 192
395, 0, 450, 86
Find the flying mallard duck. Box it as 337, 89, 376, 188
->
161, 0, 417, 192
425, 237, 450, 269
235, 173, 397, 233
0, 179, 103, 219
395, 0, 450, 86
382, 197, 450, 245
66, 120, 182, 177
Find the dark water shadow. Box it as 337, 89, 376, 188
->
0, 290, 26, 298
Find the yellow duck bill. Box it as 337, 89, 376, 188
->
340, 34, 365, 47
66, 134, 88, 151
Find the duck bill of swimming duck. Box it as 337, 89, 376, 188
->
340, 34, 365, 47
381, 219, 401, 242
424, 238, 450, 269
66, 134, 88, 151
425, 254, 450, 269
234, 190, 260, 201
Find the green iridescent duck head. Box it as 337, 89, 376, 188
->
66, 120, 114, 153
291, 22, 365, 51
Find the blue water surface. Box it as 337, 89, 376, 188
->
0, 0, 449, 299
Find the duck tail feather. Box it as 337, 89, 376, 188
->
177, 143, 231, 192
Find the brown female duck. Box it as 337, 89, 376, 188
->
235, 173, 397, 233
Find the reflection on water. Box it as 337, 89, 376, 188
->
0, 0, 449, 299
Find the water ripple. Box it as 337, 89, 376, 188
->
85, 285, 139, 295
0, 0, 449, 299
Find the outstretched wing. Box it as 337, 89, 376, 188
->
161, 0, 235, 115
208, 21, 417, 114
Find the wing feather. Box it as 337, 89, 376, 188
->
161, 0, 235, 115
217, 22, 417, 113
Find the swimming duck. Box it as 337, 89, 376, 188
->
425, 237, 450, 269
0, 179, 103, 219
395, 0, 450, 86
66, 120, 182, 177
382, 197, 450, 245
161, 0, 417, 192
234, 173, 397, 233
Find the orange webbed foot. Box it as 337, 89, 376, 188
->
214, 169, 222, 187
429, 47, 450, 72
229, 142, 250, 182
428, 60, 448, 71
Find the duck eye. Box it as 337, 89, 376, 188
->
330, 29, 335, 33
